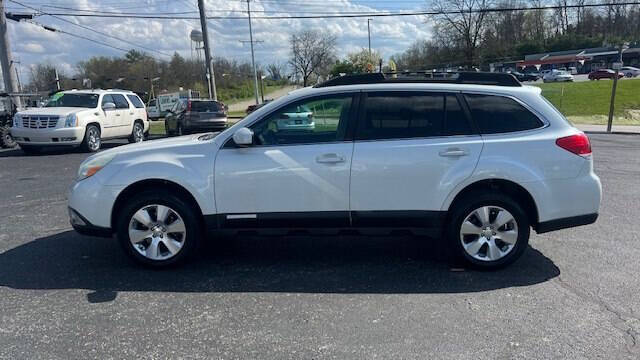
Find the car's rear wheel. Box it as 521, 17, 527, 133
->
447, 192, 530, 269
128, 121, 144, 143
116, 191, 201, 267
81, 124, 101, 152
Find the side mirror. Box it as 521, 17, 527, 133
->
233, 127, 253, 146
103, 102, 116, 111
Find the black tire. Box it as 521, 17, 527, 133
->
81, 124, 101, 152
20, 144, 41, 155
116, 190, 201, 268
0, 126, 17, 148
177, 123, 186, 136
165, 121, 174, 136
128, 121, 145, 143
447, 192, 530, 270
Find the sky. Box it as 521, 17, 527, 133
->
3, 0, 433, 84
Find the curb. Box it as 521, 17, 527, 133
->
583, 131, 640, 136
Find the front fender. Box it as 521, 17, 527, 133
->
103, 150, 216, 216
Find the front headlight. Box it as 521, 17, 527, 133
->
12, 114, 21, 127
65, 113, 77, 127
77, 153, 117, 181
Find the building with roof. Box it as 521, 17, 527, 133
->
517, 45, 640, 73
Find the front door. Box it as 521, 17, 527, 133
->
214, 93, 357, 228
349, 91, 483, 227
100, 94, 118, 138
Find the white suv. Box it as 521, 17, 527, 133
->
68, 73, 601, 269
11, 89, 149, 153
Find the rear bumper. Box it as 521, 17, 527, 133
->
185, 120, 227, 131
535, 213, 598, 234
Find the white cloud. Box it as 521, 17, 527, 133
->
5, 0, 432, 81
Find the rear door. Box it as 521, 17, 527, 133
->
111, 94, 132, 134
349, 91, 483, 226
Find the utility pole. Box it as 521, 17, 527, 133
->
367, 18, 372, 57
247, 0, 260, 105
607, 43, 628, 132
0, 0, 22, 108
197, 0, 217, 100
54, 68, 61, 90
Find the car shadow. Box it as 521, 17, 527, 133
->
0, 231, 560, 303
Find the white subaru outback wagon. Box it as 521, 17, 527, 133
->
68, 73, 601, 269
11, 89, 149, 153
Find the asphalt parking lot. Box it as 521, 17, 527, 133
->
0, 134, 638, 359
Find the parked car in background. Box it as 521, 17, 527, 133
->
588, 69, 624, 80
509, 71, 538, 82
146, 99, 161, 120
11, 89, 149, 153
620, 66, 640, 78
165, 99, 228, 136
275, 103, 315, 131
543, 70, 574, 83
68, 72, 601, 269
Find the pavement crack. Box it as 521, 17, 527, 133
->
554, 276, 639, 355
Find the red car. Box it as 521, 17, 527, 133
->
588, 69, 624, 80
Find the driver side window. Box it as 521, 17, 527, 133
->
249, 94, 353, 146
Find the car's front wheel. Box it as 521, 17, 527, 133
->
81, 124, 101, 152
447, 193, 530, 269
116, 191, 201, 267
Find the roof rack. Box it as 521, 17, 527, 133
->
315, 71, 522, 88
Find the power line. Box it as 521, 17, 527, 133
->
22, 19, 131, 53
8, 0, 173, 57
20, 2, 640, 20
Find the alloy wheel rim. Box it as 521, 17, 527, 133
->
128, 204, 186, 261
459, 206, 518, 262
135, 124, 144, 142
88, 128, 100, 151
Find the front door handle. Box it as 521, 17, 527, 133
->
115, 114, 121, 117
316, 153, 345, 164
439, 148, 468, 157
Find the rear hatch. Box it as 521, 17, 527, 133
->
188, 101, 226, 122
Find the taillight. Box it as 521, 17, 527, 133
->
186, 101, 192, 112
556, 133, 592, 156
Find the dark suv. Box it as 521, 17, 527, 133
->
165, 99, 228, 136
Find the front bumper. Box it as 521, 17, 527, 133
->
69, 207, 112, 237
11, 126, 85, 146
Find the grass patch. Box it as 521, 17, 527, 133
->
535, 79, 640, 125
149, 120, 166, 136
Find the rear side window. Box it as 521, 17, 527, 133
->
127, 95, 145, 108
464, 94, 544, 134
191, 101, 220, 112
357, 92, 473, 140
111, 94, 130, 109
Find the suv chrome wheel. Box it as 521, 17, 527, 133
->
128, 204, 186, 261
133, 123, 144, 142
86, 126, 101, 151
459, 206, 518, 262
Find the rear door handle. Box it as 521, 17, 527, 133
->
316, 153, 345, 164
115, 114, 121, 117
439, 148, 468, 157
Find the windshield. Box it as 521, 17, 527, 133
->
191, 101, 220, 112
45, 93, 99, 108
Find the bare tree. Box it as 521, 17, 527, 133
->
266, 62, 284, 80
289, 30, 337, 86
430, 0, 493, 67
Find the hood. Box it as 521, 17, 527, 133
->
17, 107, 92, 117
97, 132, 221, 158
